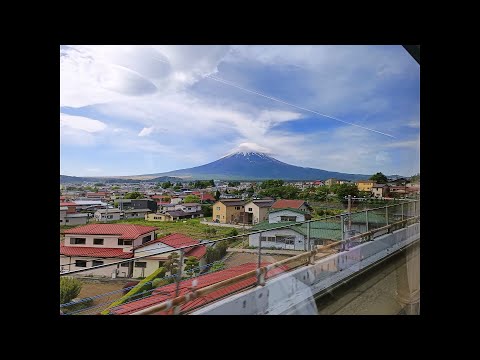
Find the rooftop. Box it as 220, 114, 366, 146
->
108, 262, 288, 315
60, 245, 133, 259
64, 224, 157, 239
269, 207, 307, 215
123, 208, 151, 213
271, 199, 306, 209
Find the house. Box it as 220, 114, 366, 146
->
123, 208, 151, 219
338, 180, 351, 184
371, 184, 389, 198
249, 221, 341, 250
192, 192, 216, 203
60, 206, 89, 225
115, 199, 133, 210
170, 197, 183, 205
268, 208, 312, 223
131, 199, 157, 213
131, 233, 207, 278
94, 208, 122, 222
60, 224, 158, 276
74, 200, 108, 212
107, 262, 288, 315
175, 203, 202, 213
325, 178, 339, 186
60, 202, 77, 214
212, 199, 246, 224
145, 209, 202, 221
243, 199, 275, 225
356, 180, 375, 192
159, 204, 177, 212
271, 199, 310, 213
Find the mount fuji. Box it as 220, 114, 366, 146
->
136, 152, 371, 181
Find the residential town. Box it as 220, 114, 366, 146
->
60, 173, 419, 280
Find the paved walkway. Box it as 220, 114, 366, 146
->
202, 220, 252, 229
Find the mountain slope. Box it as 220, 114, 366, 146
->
140, 152, 372, 181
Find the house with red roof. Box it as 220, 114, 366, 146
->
60, 224, 157, 277
132, 233, 207, 278
271, 199, 310, 213
107, 262, 288, 315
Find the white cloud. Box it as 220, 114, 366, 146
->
138, 126, 154, 137
60, 45, 419, 176
60, 113, 107, 132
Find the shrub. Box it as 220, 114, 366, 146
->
227, 228, 239, 237
60, 277, 82, 304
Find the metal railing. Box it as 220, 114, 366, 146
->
60, 200, 419, 315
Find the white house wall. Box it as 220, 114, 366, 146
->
269, 210, 306, 223
249, 229, 305, 250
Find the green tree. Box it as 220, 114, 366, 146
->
201, 204, 213, 217
184, 256, 200, 276
125, 191, 143, 199
209, 179, 215, 187
313, 186, 329, 201
164, 252, 180, 275
184, 195, 201, 203
215, 190, 221, 200
94, 183, 105, 187
60, 277, 82, 304
173, 185, 182, 191
260, 179, 284, 189
162, 181, 172, 189
111, 186, 120, 190
369, 172, 388, 184
210, 262, 225, 272
336, 183, 359, 201
410, 173, 420, 183
228, 181, 240, 187
205, 247, 219, 264
246, 186, 255, 197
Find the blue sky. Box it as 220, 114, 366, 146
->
60, 45, 419, 177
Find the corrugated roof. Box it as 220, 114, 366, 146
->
252, 220, 342, 240
64, 224, 157, 239
271, 199, 306, 209
108, 262, 288, 315
60, 245, 133, 258
60, 202, 77, 207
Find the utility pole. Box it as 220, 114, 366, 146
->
347, 194, 352, 231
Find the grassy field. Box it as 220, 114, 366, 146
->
108, 218, 235, 240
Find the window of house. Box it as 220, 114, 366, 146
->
135, 262, 147, 268
118, 239, 132, 246
280, 216, 297, 222
93, 238, 104, 245
75, 260, 87, 267
60, 219, 63, 223
92, 260, 104, 266
70, 238, 86, 245
216, 207, 220, 210
142, 235, 152, 244
120, 262, 130, 267
216, 215, 220, 219
248, 208, 252, 211
65, 219, 69, 223
260, 236, 276, 242
235, 206, 240, 210
107, 215, 113, 219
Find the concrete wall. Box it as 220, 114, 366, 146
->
63, 216, 88, 226
193, 222, 420, 315
269, 209, 305, 223
249, 228, 305, 250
